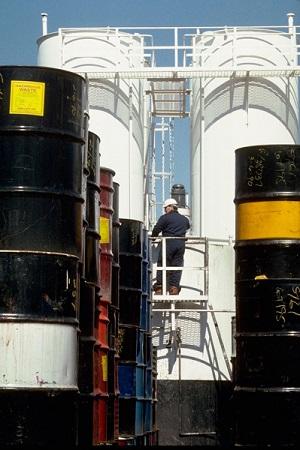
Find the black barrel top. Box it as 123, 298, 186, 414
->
87, 131, 100, 187
235, 144, 300, 202
0, 66, 86, 141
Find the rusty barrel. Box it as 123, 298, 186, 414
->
100, 167, 115, 305
92, 166, 115, 445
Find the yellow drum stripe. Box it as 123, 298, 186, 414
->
237, 200, 300, 240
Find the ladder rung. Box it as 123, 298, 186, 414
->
152, 295, 208, 303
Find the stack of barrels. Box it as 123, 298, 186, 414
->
0, 66, 86, 446
78, 131, 101, 446
107, 180, 121, 443
151, 346, 159, 445
0, 65, 159, 446
118, 219, 155, 445
97, 166, 116, 443
234, 144, 300, 447
142, 227, 155, 444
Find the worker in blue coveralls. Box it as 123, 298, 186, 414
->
152, 198, 190, 295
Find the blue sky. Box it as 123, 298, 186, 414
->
1, 0, 299, 66
1, 0, 300, 193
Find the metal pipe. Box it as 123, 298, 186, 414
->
41, 13, 48, 36
152, 309, 235, 313
287, 12, 295, 30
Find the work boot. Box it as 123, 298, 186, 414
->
169, 286, 179, 295
153, 284, 162, 295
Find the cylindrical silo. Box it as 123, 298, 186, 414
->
0, 65, 86, 446
191, 25, 299, 238
234, 144, 300, 446
37, 28, 148, 221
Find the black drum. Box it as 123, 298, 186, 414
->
235, 333, 300, 387
0, 66, 86, 447
0, 133, 82, 194
235, 240, 300, 280
235, 144, 300, 202
236, 278, 300, 332
0, 252, 79, 321
0, 66, 86, 141
0, 193, 82, 256
234, 144, 300, 447
234, 388, 300, 447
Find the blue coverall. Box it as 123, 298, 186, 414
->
152, 210, 190, 289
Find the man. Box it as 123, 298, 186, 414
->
152, 198, 190, 295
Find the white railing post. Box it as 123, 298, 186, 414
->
287, 13, 297, 65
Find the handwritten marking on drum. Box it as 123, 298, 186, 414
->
247, 148, 267, 187
274, 285, 300, 323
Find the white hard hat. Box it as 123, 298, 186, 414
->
163, 198, 178, 208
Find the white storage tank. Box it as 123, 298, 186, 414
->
37, 26, 149, 221
190, 18, 299, 239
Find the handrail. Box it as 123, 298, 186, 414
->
57, 22, 300, 71
150, 235, 209, 298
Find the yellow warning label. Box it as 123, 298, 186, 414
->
100, 217, 110, 244
9, 80, 45, 116
101, 354, 108, 382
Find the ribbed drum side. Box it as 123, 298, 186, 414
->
118, 220, 154, 440
0, 65, 86, 446
78, 131, 101, 447
234, 144, 300, 447
107, 181, 120, 444
92, 166, 115, 444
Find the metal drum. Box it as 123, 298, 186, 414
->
0, 66, 85, 140
78, 133, 101, 446
235, 144, 300, 241
0, 66, 86, 447
234, 144, 300, 446
85, 132, 100, 285
119, 219, 143, 255
112, 182, 120, 309
142, 227, 152, 334
93, 167, 115, 445
78, 131, 100, 445
79, 280, 95, 338
119, 397, 144, 437
119, 219, 143, 328
235, 240, 300, 280
0, 390, 78, 446
100, 167, 115, 304
0, 252, 78, 322
235, 145, 300, 202
96, 302, 109, 348
234, 388, 300, 447
107, 181, 120, 444
0, 133, 83, 257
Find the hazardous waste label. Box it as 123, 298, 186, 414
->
9, 80, 45, 116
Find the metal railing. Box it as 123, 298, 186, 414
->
53, 19, 300, 78
150, 235, 209, 301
